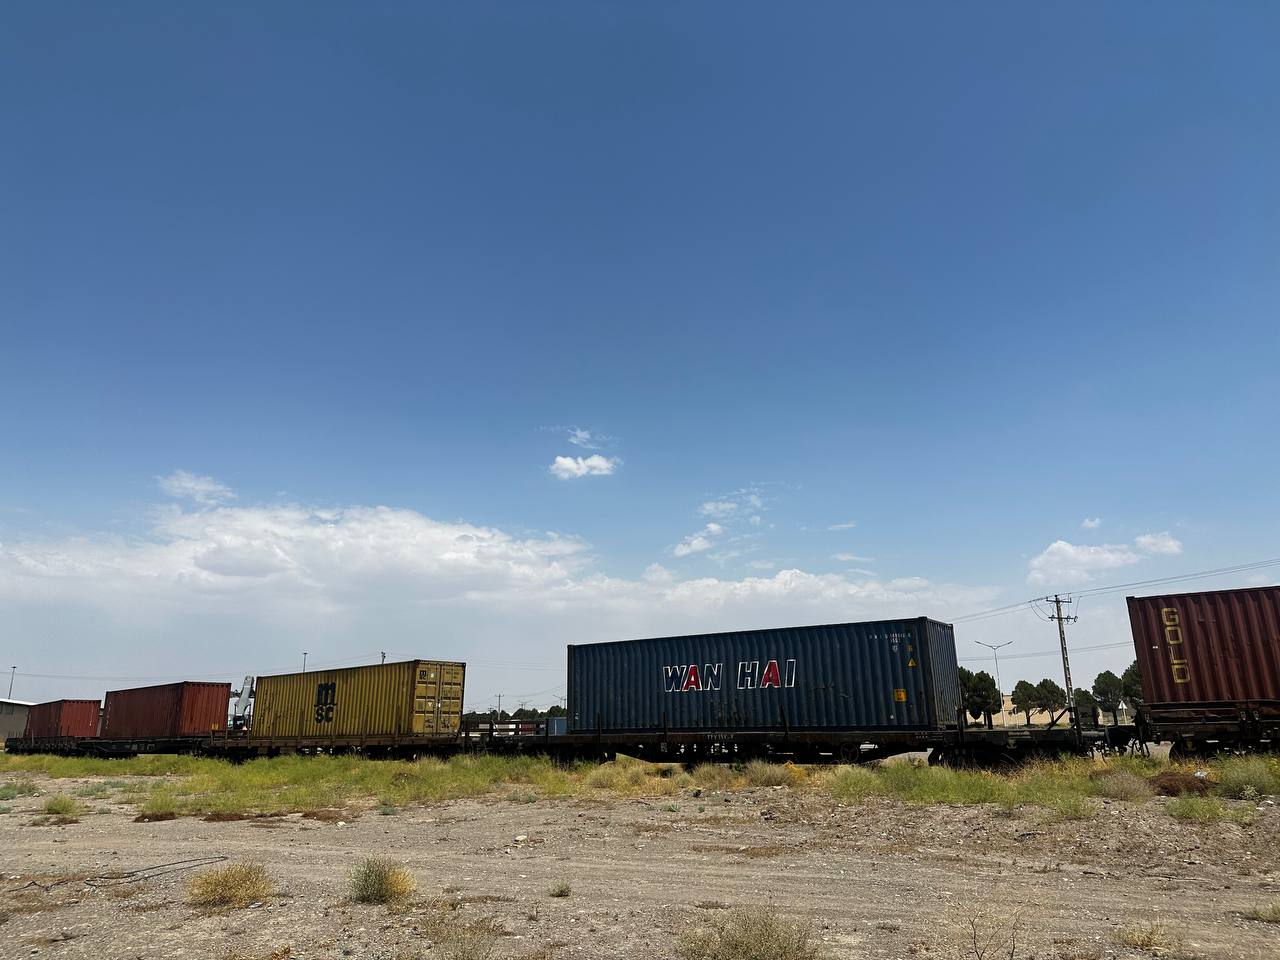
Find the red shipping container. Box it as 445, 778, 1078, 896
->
24, 699, 100, 739
100, 682, 231, 739
1128, 585, 1280, 709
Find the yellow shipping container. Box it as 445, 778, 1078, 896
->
250, 660, 465, 741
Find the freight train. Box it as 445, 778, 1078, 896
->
7, 586, 1279, 764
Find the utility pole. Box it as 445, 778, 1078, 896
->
380, 651, 386, 664
302, 651, 308, 673
8, 666, 15, 699
1044, 595, 1080, 738
974, 641, 1013, 727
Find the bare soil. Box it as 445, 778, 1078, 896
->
2, 774, 1279, 960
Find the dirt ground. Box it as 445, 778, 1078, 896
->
2, 773, 1278, 960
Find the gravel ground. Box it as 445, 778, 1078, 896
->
2, 773, 1278, 960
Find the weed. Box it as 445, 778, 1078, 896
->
548, 881, 571, 898
1089, 770, 1155, 801
825, 765, 885, 802
0, 779, 38, 800
377, 805, 398, 816
1215, 756, 1280, 799
187, 862, 273, 909
349, 858, 416, 904
663, 803, 679, 812
691, 764, 738, 791
138, 790, 179, 821
1115, 921, 1176, 954
73, 783, 110, 798
679, 907, 823, 960
43, 795, 78, 817
1165, 795, 1249, 825
0, 804, 11, 814
1243, 900, 1280, 924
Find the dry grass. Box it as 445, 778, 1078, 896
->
349, 857, 416, 904
1243, 900, 1280, 924
679, 907, 824, 960
1115, 922, 1176, 955
187, 861, 273, 909
1089, 770, 1155, 801
548, 881, 571, 898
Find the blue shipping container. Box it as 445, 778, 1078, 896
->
567, 618, 960, 733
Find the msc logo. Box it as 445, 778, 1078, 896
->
314, 682, 337, 723
1161, 607, 1191, 685
664, 659, 796, 693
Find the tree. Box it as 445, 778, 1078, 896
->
545, 704, 566, 718
1033, 678, 1068, 728
1121, 661, 1144, 709
1073, 688, 1100, 727
1092, 670, 1125, 725
960, 668, 1001, 725
1010, 680, 1039, 725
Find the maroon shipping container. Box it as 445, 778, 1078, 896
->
24, 700, 100, 739
1128, 585, 1280, 711
100, 682, 231, 740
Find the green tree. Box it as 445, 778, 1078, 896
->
1121, 661, 1144, 709
1073, 688, 1100, 727
544, 704, 566, 718
960, 669, 1001, 725
1010, 680, 1039, 725
1033, 678, 1069, 728
1092, 670, 1125, 725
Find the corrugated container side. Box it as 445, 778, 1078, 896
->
250, 660, 465, 740
24, 700, 100, 739
568, 617, 958, 733
101, 682, 231, 739
1129, 586, 1280, 709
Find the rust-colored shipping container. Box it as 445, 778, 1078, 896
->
250, 660, 464, 742
1128, 585, 1280, 711
101, 682, 231, 740
24, 700, 100, 739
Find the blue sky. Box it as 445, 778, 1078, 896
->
3, 4, 1278, 707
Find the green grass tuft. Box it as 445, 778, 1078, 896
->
349, 857, 416, 904
43, 794, 79, 816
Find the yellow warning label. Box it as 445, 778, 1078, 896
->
907, 658, 917, 668
893, 688, 907, 702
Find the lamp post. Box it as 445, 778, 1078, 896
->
302, 652, 308, 673
7, 666, 14, 699
974, 641, 1013, 727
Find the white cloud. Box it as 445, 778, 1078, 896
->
828, 521, 857, 531
1134, 532, 1182, 556
749, 515, 762, 526
1082, 518, 1102, 530
672, 522, 723, 557
567, 427, 608, 450
1027, 540, 1141, 586
549, 455, 619, 479
0, 493, 1000, 705
158, 470, 235, 505
831, 553, 874, 563
700, 501, 738, 519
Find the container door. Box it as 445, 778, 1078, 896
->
437, 664, 464, 733
413, 664, 441, 734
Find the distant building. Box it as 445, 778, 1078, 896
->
0, 698, 34, 743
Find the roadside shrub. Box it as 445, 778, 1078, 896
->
1215, 757, 1280, 799
187, 861, 273, 908
548, 881, 571, 898
1047, 795, 1091, 821
679, 907, 823, 960
742, 760, 793, 788
691, 763, 738, 791
139, 790, 179, 819
43, 795, 78, 816
877, 762, 1012, 806
349, 857, 416, 904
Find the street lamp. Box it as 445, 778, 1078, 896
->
974, 641, 1013, 727
302, 652, 308, 673
7, 666, 14, 699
